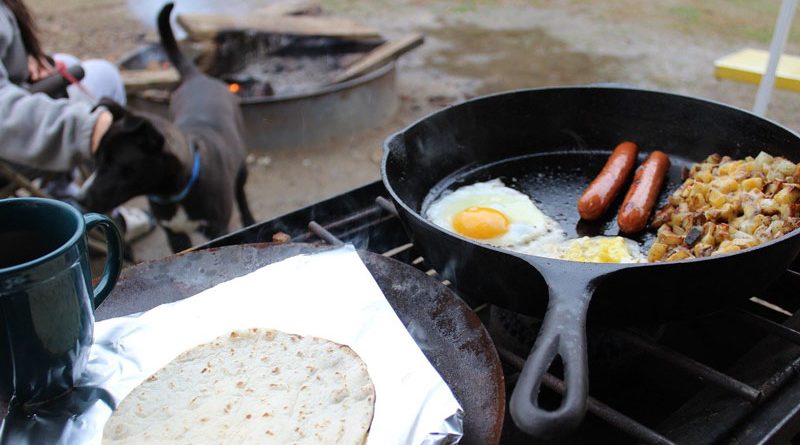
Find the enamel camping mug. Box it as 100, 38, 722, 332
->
0, 198, 122, 408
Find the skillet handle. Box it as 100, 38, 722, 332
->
509, 273, 595, 439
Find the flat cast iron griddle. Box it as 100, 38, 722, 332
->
95, 242, 504, 445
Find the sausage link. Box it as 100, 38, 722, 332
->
617, 150, 671, 234
577, 141, 639, 220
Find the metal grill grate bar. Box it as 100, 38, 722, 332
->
616, 330, 762, 402
734, 308, 800, 346
382, 242, 414, 258
287, 204, 389, 244
375, 196, 399, 216
758, 354, 800, 399
308, 221, 344, 245
497, 347, 677, 445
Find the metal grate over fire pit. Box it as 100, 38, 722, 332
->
118, 32, 399, 151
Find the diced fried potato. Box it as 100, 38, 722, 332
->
755, 151, 774, 166
660, 230, 684, 246
650, 205, 674, 229
735, 218, 757, 234
649, 151, 800, 262
741, 198, 759, 218
696, 170, 713, 183
760, 198, 780, 215
719, 160, 742, 175
688, 193, 706, 211
715, 177, 739, 193
780, 204, 791, 219
719, 203, 736, 221
774, 158, 796, 176
666, 248, 692, 261
753, 214, 770, 229
741, 177, 763, 191
648, 242, 668, 262
691, 181, 709, 195
775, 184, 800, 205
714, 223, 731, 242
708, 189, 725, 208
716, 241, 741, 254
692, 243, 713, 257
700, 225, 716, 246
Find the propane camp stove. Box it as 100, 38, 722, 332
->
198, 180, 800, 444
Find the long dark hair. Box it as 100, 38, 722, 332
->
2, 0, 45, 60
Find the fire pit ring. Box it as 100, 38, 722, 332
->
118, 41, 399, 152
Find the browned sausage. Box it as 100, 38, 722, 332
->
617, 150, 671, 234
577, 141, 639, 220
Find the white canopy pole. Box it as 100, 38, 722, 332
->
753, 0, 797, 116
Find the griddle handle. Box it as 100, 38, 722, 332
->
509, 270, 594, 439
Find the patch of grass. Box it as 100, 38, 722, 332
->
728, 0, 779, 15
668, 5, 702, 24
742, 26, 774, 45
443, 0, 505, 13
449, 2, 478, 13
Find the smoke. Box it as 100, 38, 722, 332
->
126, 0, 258, 39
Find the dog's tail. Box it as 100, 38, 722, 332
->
157, 3, 198, 79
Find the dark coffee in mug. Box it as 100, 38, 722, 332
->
0, 198, 122, 409
0, 230, 59, 268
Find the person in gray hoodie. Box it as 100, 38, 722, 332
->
0, 0, 113, 172
1, 0, 156, 242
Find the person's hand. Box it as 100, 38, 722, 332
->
27, 55, 54, 83
91, 111, 113, 154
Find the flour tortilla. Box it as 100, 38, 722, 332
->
103, 328, 375, 444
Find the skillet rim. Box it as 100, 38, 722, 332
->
380, 85, 800, 270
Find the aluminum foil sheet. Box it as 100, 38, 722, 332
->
0, 245, 463, 444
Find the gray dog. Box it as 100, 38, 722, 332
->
80, 2, 254, 252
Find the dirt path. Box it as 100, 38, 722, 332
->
26, 0, 800, 262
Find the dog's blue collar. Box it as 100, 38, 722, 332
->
149, 143, 201, 204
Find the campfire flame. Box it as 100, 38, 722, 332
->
228, 83, 241, 94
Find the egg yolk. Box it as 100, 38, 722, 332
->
452, 207, 509, 239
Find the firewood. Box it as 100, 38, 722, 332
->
120, 69, 180, 93
331, 33, 424, 84
176, 14, 380, 41
255, 0, 322, 16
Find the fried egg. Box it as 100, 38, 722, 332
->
425, 179, 563, 248
531, 236, 646, 263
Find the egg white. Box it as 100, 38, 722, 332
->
425, 179, 563, 248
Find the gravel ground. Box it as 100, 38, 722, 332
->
25, 0, 800, 263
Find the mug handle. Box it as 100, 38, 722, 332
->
83, 213, 123, 308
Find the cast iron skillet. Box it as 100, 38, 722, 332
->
381, 86, 800, 439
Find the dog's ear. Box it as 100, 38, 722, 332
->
93, 97, 127, 121
130, 118, 165, 154
97, 114, 165, 156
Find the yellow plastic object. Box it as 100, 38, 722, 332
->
714, 48, 800, 92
